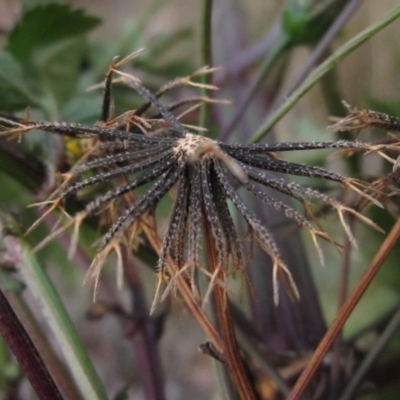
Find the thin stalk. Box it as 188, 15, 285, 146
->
0, 286, 63, 400
330, 215, 355, 395
3, 287, 82, 400
141, 219, 223, 352
235, 326, 291, 397
203, 249, 240, 398
5, 235, 109, 400
229, 302, 292, 396
216, 20, 284, 86
220, 36, 291, 140
199, 0, 213, 132
210, 359, 238, 400
249, 3, 400, 144
340, 307, 400, 400
203, 220, 257, 400
282, 0, 362, 105
0, 335, 6, 391
319, 67, 360, 175
122, 248, 166, 400
287, 215, 400, 400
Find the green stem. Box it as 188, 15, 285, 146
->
199, 0, 213, 133
249, 4, 400, 144
15, 238, 108, 400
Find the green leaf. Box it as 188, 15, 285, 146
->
33, 37, 86, 106
7, 3, 101, 63
283, 0, 348, 45
0, 48, 41, 111
5, 4, 101, 110
14, 237, 108, 400
62, 95, 103, 124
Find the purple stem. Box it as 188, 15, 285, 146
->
122, 248, 166, 400
0, 286, 64, 400
277, 0, 362, 108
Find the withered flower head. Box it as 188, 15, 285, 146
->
0, 52, 394, 308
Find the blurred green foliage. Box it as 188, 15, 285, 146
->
1, 1, 400, 399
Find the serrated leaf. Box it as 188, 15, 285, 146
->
5, 4, 101, 109
7, 3, 101, 63
0, 48, 40, 111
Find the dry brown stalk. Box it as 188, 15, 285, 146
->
287, 215, 400, 400
203, 218, 257, 400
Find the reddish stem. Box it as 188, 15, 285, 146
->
288, 216, 400, 400
0, 286, 64, 400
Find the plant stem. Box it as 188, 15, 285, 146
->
215, 20, 284, 86
122, 248, 166, 400
0, 286, 64, 400
249, 3, 400, 144
141, 220, 223, 352
4, 286, 82, 400
287, 215, 400, 400
220, 36, 291, 140
235, 326, 291, 397
4, 235, 109, 400
330, 215, 355, 394
282, 0, 362, 106
199, 0, 213, 132
203, 220, 256, 400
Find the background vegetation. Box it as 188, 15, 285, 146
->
1, 0, 400, 399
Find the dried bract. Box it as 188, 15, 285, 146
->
1, 57, 397, 308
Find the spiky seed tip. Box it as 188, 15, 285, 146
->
84, 239, 123, 301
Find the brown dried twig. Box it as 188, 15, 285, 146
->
287, 215, 400, 400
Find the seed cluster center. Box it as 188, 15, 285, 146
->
174, 133, 217, 161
